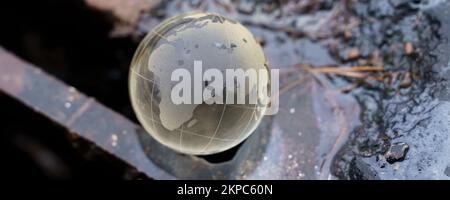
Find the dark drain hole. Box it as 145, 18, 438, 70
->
197, 142, 244, 164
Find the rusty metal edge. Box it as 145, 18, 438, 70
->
0, 46, 175, 179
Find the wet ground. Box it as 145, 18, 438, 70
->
0, 0, 449, 179
330, 0, 450, 180
142, 0, 449, 179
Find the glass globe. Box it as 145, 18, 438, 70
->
129, 12, 269, 155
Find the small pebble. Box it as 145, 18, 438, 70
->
404, 42, 414, 55
346, 47, 360, 60
445, 165, 450, 177
385, 142, 409, 164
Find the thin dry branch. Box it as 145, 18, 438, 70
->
295, 64, 385, 80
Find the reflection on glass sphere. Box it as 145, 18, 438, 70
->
129, 12, 269, 155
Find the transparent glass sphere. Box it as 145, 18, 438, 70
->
129, 12, 269, 155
